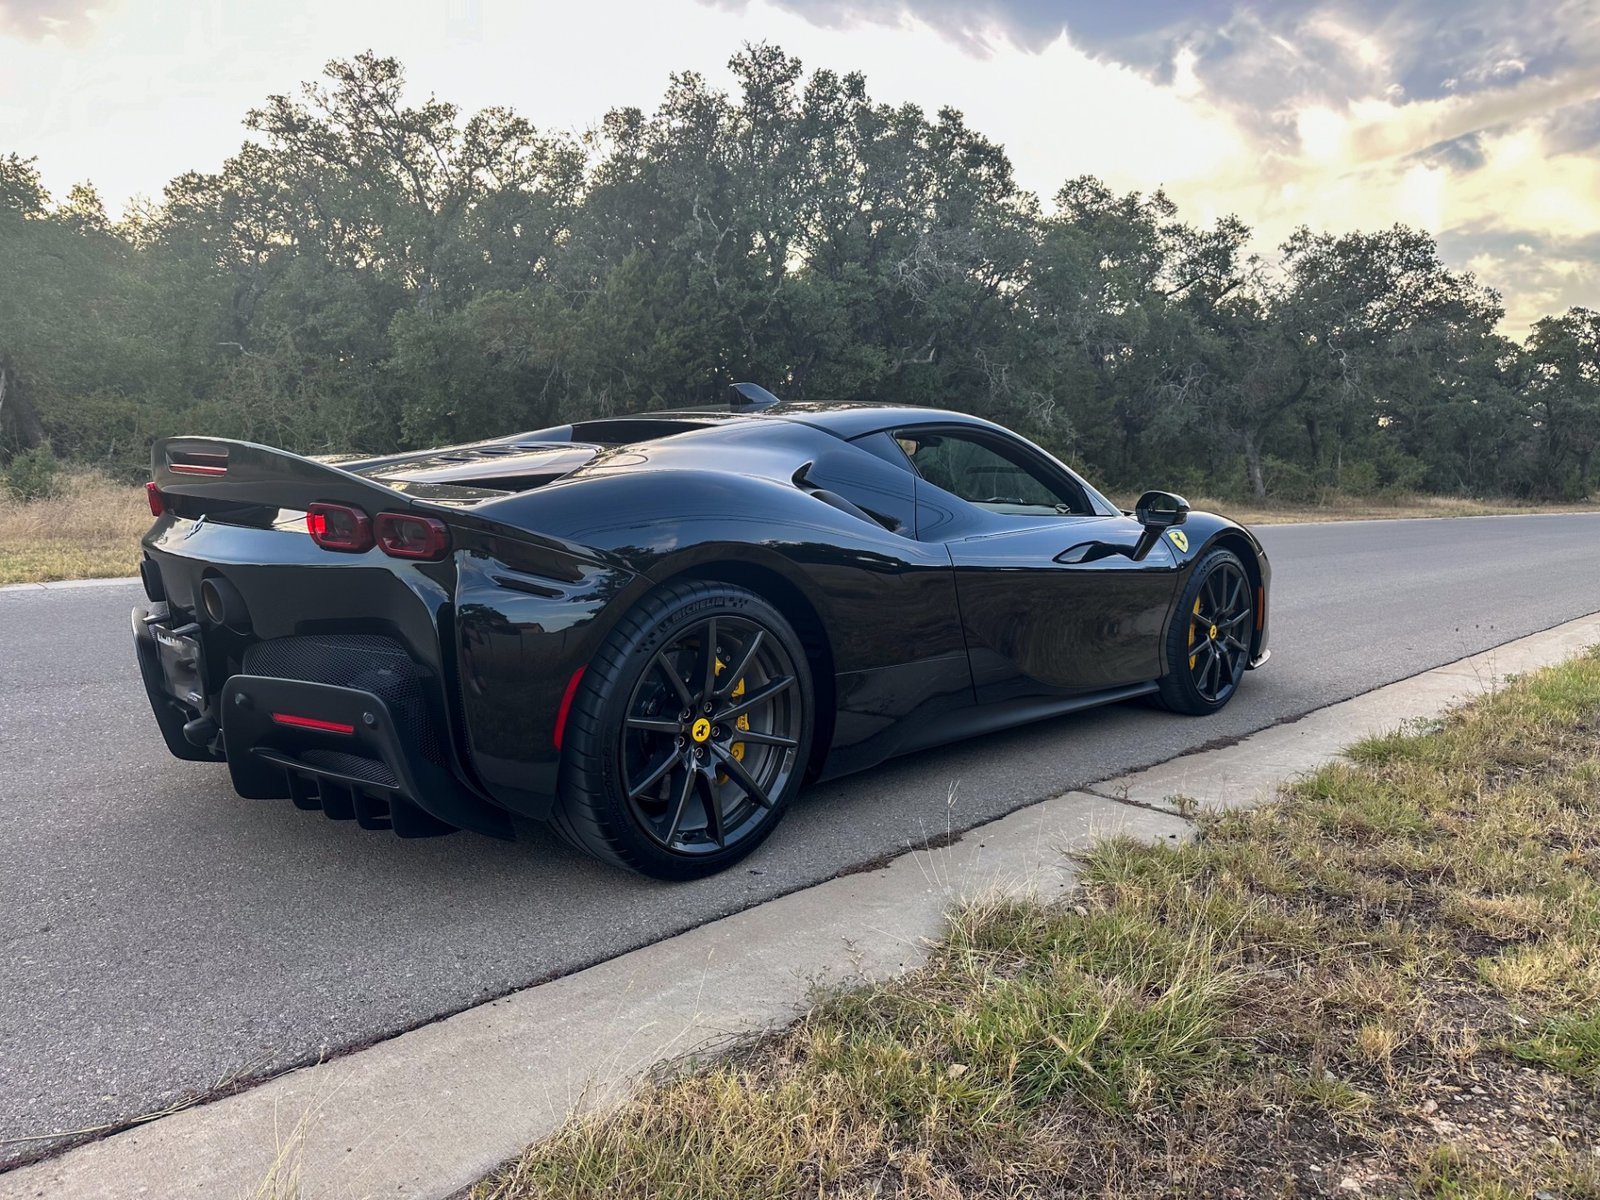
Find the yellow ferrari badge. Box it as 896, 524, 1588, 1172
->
1167, 530, 1189, 552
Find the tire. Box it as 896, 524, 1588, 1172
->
1154, 547, 1254, 716
551, 580, 815, 880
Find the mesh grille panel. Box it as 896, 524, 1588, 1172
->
242, 634, 443, 765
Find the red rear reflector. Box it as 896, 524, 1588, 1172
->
552, 666, 586, 751
375, 512, 451, 561
270, 712, 355, 735
306, 502, 374, 552
1257, 586, 1265, 630
145, 481, 165, 517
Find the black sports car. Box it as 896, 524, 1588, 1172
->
132, 389, 1270, 879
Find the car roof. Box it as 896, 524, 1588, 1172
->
648, 400, 1004, 441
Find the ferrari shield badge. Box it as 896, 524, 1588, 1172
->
1167, 529, 1189, 552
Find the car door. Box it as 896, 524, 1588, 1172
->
887, 424, 1182, 703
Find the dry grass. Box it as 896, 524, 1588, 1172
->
474, 650, 1600, 1199
0, 471, 148, 585
1163, 492, 1600, 526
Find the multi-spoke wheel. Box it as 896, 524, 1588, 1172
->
551, 581, 814, 879
1155, 548, 1255, 715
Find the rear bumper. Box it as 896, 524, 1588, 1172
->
132, 602, 512, 839
220, 674, 510, 838
139, 512, 633, 822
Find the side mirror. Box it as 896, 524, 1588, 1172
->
1130, 490, 1190, 561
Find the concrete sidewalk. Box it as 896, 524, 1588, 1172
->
6, 611, 1600, 1200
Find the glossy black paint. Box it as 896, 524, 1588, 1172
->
134, 401, 1272, 838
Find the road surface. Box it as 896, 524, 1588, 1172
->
2, 512, 1598, 1166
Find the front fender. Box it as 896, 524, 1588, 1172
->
1163, 511, 1271, 667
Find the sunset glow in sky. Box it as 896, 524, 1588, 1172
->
4, 0, 1598, 337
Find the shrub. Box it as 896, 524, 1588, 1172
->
4, 446, 60, 501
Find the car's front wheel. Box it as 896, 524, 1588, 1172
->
1155, 548, 1254, 715
552, 580, 814, 879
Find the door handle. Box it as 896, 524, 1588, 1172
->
1056, 542, 1129, 565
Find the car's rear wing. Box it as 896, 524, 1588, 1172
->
153, 437, 444, 515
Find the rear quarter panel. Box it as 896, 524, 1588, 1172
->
464, 455, 972, 790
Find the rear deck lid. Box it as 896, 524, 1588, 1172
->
352, 442, 607, 496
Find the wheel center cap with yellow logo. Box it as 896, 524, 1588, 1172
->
1209, 624, 1218, 639
690, 717, 712, 743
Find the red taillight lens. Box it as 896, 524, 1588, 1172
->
375, 512, 451, 561
305, 502, 374, 552
145, 481, 165, 517
270, 712, 355, 734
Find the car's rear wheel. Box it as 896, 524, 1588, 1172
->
552, 580, 814, 879
1155, 548, 1254, 715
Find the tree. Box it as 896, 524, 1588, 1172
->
1525, 309, 1600, 497
0, 48, 1579, 503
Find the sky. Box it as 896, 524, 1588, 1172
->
3, 0, 1599, 339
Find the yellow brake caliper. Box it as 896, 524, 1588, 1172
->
1188, 596, 1201, 668
712, 657, 749, 783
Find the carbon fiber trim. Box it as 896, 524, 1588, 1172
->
242, 634, 444, 766
298, 748, 401, 788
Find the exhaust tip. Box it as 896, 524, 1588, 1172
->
139, 557, 166, 604
199, 576, 251, 634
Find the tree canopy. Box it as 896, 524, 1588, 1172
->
1, 48, 1594, 499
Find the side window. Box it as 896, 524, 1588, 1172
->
891, 428, 1092, 516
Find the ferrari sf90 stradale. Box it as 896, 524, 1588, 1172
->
134, 387, 1270, 878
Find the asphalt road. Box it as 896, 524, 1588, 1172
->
2, 512, 1598, 1167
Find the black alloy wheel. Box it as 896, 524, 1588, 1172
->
619, 614, 804, 856
1156, 548, 1254, 714
552, 580, 814, 879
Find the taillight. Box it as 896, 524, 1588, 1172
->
305, 502, 374, 552
375, 513, 451, 561
270, 712, 355, 734
145, 481, 165, 517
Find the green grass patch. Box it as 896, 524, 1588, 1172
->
476, 650, 1600, 1198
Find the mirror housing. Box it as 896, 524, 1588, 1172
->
1130, 490, 1190, 561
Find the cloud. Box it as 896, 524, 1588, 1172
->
716, 0, 1600, 142
1443, 226, 1600, 337
1545, 95, 1600, 155
1416, 133, 1487, 173
708, 0, 1600, 335
705, 0, 1229, 54
0, 0, 104, 40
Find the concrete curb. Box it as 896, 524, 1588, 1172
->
1090, 612, 1600, 814
6, 612, 1599, 1200
0, 577, 137, 594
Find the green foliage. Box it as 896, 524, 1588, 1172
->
1509, 1007, 1600, 1083
4, 446, 60, 501
0, 49, 1592, 499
